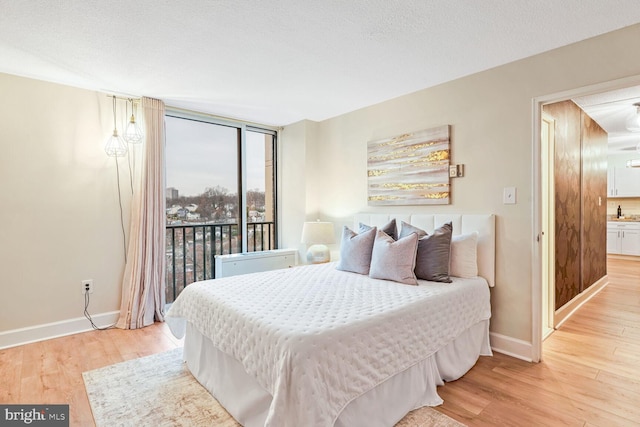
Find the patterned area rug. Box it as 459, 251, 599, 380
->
83, 348, 466, 427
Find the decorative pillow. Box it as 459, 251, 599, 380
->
359, 219, 397, 241
398, 221, 427, 239
450, 232, 479, 278
414, 222, 453, 283
369, 230, 419, 285
336, 226, 377, 275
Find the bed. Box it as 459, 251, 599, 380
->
166, 213, 495, 427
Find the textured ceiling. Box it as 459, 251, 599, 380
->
1, 1, 640, 126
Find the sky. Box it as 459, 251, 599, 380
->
165, 116, 269, 197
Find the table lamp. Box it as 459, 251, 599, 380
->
301, 221, 335, 263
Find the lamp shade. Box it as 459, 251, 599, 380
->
301, 221, 335, 245
301, 221, 335, 264
105, 95, 128, 157
123, 115, 144, 144
104, 130, 128, 157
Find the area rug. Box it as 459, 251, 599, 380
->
83, 348, 466, 427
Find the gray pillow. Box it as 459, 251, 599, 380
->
398, 221, 427, 239
369, 230, 419, 285
415, 222, 453, 283
359, 218, 397, 241
336, 226, 377, 274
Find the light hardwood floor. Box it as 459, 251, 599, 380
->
0, 321, 184, 426
0, 258, 638, 426
436, 257, 640, 427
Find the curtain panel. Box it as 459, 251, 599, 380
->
117, 97, 166, 329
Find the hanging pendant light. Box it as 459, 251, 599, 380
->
625, 103, 640, 132
104, 96, 128, 157
123, 98, 144, 144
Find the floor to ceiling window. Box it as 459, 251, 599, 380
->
164, 112, 277, 302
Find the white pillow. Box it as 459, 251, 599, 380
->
449, 232, 479, 278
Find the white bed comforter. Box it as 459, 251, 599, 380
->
166, 262, 491, 427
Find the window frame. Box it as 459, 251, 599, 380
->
164, 108, 280, 253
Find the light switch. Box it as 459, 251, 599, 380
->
503, 187, 516, 204
449, 164, 465, 178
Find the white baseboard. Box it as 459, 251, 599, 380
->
607, 254, 640, 262
490, 332, 533, 362
488, 276, 609, 364
0, 311, 120, 350
554, 275, 608, 328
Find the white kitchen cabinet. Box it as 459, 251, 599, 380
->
608, 167, 640, 197
607, 168, 615, 197
607, 222, 640, 255
620, 228, 640, 255
606, 228, 620, 253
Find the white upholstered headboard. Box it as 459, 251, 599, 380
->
354, 213, 496, 287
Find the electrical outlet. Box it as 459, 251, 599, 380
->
82, 279, 94, 294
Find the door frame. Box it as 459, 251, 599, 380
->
540, 112, 555, 339
531, 74, 640, 363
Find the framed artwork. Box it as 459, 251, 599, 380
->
367, 125, 450, 205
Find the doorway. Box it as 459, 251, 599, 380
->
533, 75, 640, 362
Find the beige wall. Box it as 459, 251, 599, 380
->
608, 198, 640, 216
280, 120, 309, 258
0, 73, 131, 332
280, 23, 640, 351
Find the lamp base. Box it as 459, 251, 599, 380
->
306, 244, 330, 264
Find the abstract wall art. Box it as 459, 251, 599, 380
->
367, 125, 450, 205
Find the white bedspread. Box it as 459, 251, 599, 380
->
166, 262, 491, 427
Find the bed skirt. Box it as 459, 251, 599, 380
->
182, 319, 491, 427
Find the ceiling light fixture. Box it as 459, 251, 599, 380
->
625, 102, 640, 132
626, 159, 640, 167
123, 98, 144, 144
104, 96, 128, 157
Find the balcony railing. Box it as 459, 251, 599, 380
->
165, 221, 275, 303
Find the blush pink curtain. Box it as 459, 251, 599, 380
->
117, 97, 166, 329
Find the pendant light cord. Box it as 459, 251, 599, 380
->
112, 95, 117, 132
127, 150, 134, 195
115, 156, 128, 264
